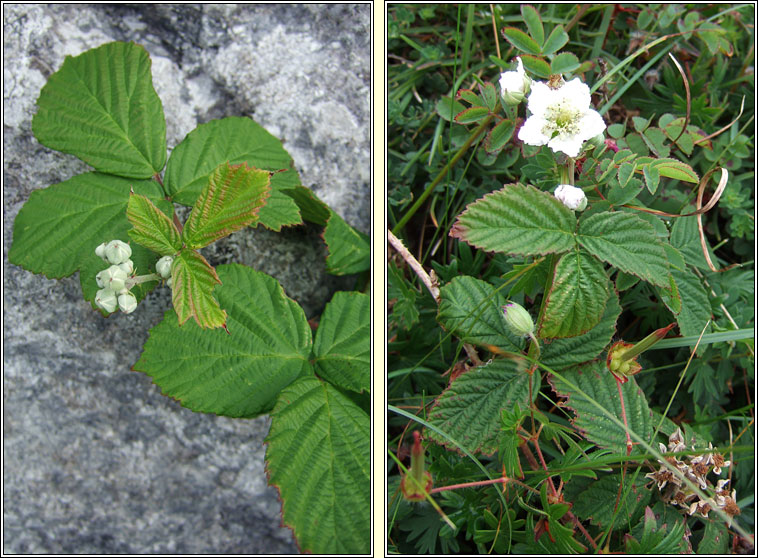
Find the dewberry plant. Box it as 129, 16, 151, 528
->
10, 41, 370, 554
388, 4, 753, 554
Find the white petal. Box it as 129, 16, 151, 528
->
547, 134, 584, 158
526, 81, 553, 116
559, 78, 592, 109
576, 109, 607, 140
499, 70, 522, 93
518, 115, 550, 146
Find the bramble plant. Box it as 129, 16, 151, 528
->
388, 4, 753, 554
10, 41, 370, 554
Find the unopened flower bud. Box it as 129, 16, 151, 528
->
502, 302, 535, 338
95, 242, 108, 261
400, 431, 433, 502
554, 184, 587, 211
104, 240, 132, 265
156, 255, 174, 279
95, 289, 118, 313
499, 57, 531, 106
118, 292, 138, 314
118, 259, 134, 276
96, 265, 128, 292
166, 277, 173, 288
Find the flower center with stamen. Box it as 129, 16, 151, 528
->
544, 101, 581, 138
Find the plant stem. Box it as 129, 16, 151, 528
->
392, 114, 495, 234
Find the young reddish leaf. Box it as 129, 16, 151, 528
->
126, 192, 182, 256
182, 161, 271, 249
163, 116, 301, 231
171, 248, 226, 329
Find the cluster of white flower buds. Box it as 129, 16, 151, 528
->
94, 240, 137, 314
645, 427, 739, 525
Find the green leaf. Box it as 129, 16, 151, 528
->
437, 275, 524, 353
657, 272, 682, 315
642, 164, 660, 194
171, 249, 226, 329
617, 161, 635, 188
10, 173, 164, 278
126, 192, 182, 255
435, 95, 466, 122
541, 25, 569, 55
539, 249, 610, 338
266, 376, 369, 554
669, 214, 716, 271
541, 288, 621, 369
577, 211, 669, 287
164, 116, 301, 231
548, 361, 655, 454
501, 27, 541, 55
454, 106, 490, 123
670, 267, 712, 353
450, 184, 576, 257
182, 161, 270, 249
615, 270, 640, 291
324, 211, 370, 275
456, 88, 483, 106
32, 41, 166, 178
564, 473, 651, 529
484, 118, 515, 153
519, 54, 552, 78
650, 158, 699, 183
478, 82, 497, 112
521, 5, 544, 46
697, 519, 728, 554
607, 176, 644, 206
427, 359, 537, 454
313, 291, 370, 393
281, 185, 331, 226
550, 52, 580, 74
134, 265, 311, 417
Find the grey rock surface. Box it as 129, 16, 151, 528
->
3, 3, 370, 554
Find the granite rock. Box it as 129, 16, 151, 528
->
3, 3, 370, 554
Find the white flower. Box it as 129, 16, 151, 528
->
499, 57, 531, 105
518, 77, 606, 157
554, 184, 587, 211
